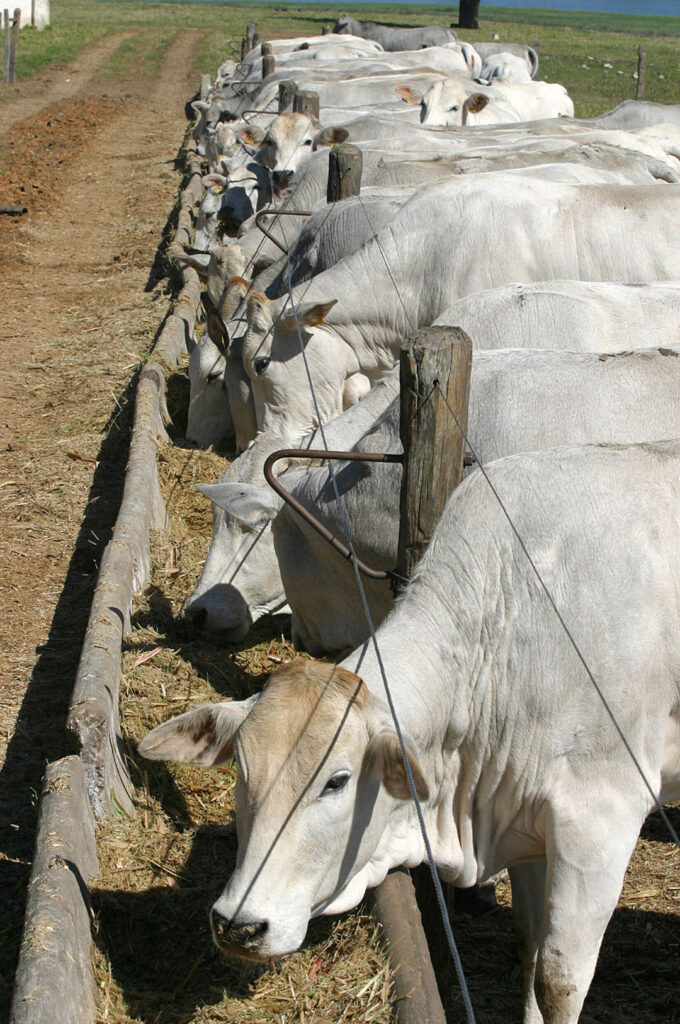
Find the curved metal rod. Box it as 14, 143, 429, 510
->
254, 207, 313, 254
263, 448, 403, 581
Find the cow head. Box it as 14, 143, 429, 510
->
236, 114, 349, 194
185, 432, 293, 636
332, 14, 357, 35
138, 661, 429, 958
187, 333, 233, 448
396, 78, 494, 128
241, 292, 354, 444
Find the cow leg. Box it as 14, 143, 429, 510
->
534, 806, 641, 1024
509, 861, 546, 1024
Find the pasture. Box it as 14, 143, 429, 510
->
1, 3, 679, 1024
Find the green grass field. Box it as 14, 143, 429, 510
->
5, 0, 679, 116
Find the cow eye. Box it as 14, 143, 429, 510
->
254, 356, 270, 375
303, 138, 313, 145
322, 772, 350, 796
206, 370, 222, 383
448, 104, 459, 112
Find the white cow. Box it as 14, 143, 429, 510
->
240, 176, 680, 442
480, 51, 533, 84
140, 437, 680, 1024
398, 77, 574, 126
185, 374, 399, 637
236, 113, 349, 194
197, 343, 680, 653
434, 281, 680, 351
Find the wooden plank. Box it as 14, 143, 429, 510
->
9, 6, 19, 84
278, 79, 297, 112
327, 143, 362, 202
372, 870, 447, 1024
10, 757, 99, 1024
397, 327, 472, 579
636, 43, 647, 100
3, 10, 10, 86
293, 89, 320, 119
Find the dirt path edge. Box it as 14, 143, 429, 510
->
9, 122, 205, 1024
66, 131, 204, 822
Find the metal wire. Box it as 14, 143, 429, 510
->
351, 183, 680, 853
434, 382, 680, 851
276, 212, 478, 1024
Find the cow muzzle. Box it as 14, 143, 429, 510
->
272, 169, 294, 194
210, 907, 270, 959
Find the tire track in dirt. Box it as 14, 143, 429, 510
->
0, 27, 202, 1020
0, 31, 133, 135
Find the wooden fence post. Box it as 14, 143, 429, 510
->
636, 43, 646, 100
371, 869, 448, 1024
3, 9, 10, 85
293, 89, 320, 119
262, 53, 275, 79
9, 7, 19, 84
278, 79, 296, 112
397, 327, 472, 581
260, 41, 272, 56
31, 0, 35, 26
252, 30, 262, 49
369, 327, 472, 1024
327, 143, 362, 202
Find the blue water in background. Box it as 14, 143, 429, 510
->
288, 0, 680, 11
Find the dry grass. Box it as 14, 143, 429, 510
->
90, 372, 392, 1024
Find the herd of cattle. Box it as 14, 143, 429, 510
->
139, 19, 680, 1024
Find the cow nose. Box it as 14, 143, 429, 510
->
272, 169, 294, 191
186, 604, 207, 631
211, 908, 269, 950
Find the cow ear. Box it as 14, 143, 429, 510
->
464, 92, 490, 115
202, 172, 227, 192
196, 482, 282, 528
313, 126, 350, 149
395, 85, 422, 105
175, 251, 211, 276
279, 300, 338, 332
236, 126, 266, 146
365, 730, 429, 802
191, 100, 209, 113
207, 309, 229, 350
138, 696, 259, 766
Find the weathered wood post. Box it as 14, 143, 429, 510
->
3, 9, 10, 85
199, 73, 211, 100
293, 89, 320, 119
327, 143, 362, 202
252, 30, 262, 49
30, 0, 35, 26
370, 327, 472, 1024
372, 869, 447, 1024
322, 24, 331, 34
278, 79, 297, 112
397, 327, 472, 580
636, 43, 647, 100
262, 53, 275, 79
260, 41, 272, 56
241, 20, 257, 60
8, 6, 19, 85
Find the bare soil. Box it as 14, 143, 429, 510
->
0, 27, 202, 1019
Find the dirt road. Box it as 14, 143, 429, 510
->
0, 28, 201, 1018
